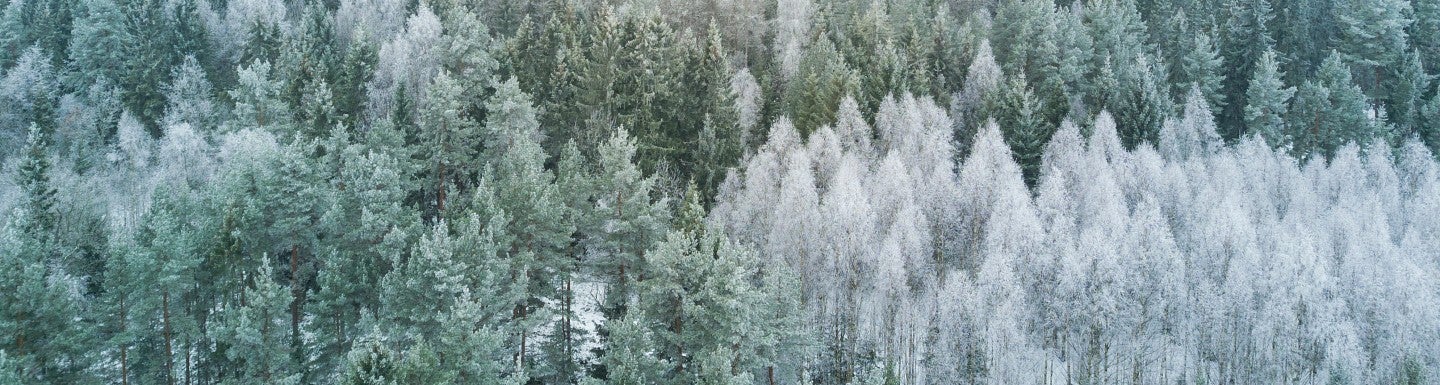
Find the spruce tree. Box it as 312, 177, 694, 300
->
783, 35, 857, 136
1416, 0, 1440, 74
1333, 0, 1412, 97
1244, 49, 1295, 146
16, 124, 56, 240
986, 75, 1050, 188
1218, 0, 1275, 138
1289, 52, 1377, 158
1388, 51, 1432, 138
1178, 31, 1226, 111
65, 0, 129, 88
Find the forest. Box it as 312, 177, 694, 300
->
1, 0, 1439, 383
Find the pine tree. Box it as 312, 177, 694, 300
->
1333, 0, 1412, 98
1416, 0, 1440, 74
473, 77, 575, 377
65, 0, 129, 88
1218, 0, 1275, 138
211, 258, 299, 385
783, 35, 857, 136
1178, 31, 1225, 111
0, 207, 94, 384
310, 140, 418, 372
689, 23, 743, 200
1244, 49, 1295, 146
334, 36, 376, 131
335, 330, 398, 385
987, 75, 1051, 188
1422, 92, 1440, 152
118, 0, 190, 128
1288, 52, 1377, 159
1388, 51, 1432, 138
1318, 52, 1381, 150
1111, 53, 1174, 149
16, 124, 56, 240
585, 128, 670, 318
418, 70, 481, 215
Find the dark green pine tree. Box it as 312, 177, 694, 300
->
573, 4, 624, 146
310, 133, 420, 374
1177, 30, 1226, 112
66, 0, 130, 88
688, 22, 743, 201
333, 35, 376, 131
0, 228, 92, 385
783, 34, 857, 136
1244, 49, 1295, 146
16, 124, 57, 240
276, 3, 340, 140
1288, 52, 1377, 159
1415, 0, 1440, 74
584, 128, 671, 321
1421, 88, 1440, 153
120, 192, 204, 385
987, 75, 1051, 188
473, 77, 575, 378
117, 0, 192, 130
1111, 53, 1174, 149
334, 330, 400, 385
0, 0, 74, 68
626, 186, 807, 384
210, 257, 300, 385
417, 70, 482, 215
1333, 0, 1411, 100
1273, 0, 1335, 79
1217, 0, 1275, 139
1389, 51, 1432, 139
0, 125, 94, 385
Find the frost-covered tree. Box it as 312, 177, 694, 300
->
773, 0, 812, 81
0, 47, 57, 155
367, 4, 443, 120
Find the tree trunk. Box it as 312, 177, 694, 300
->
564, 275, 573, 383
291, 245, 302, 351
164, 290, 174, 385
437, 163, 447, 213
120, 297, 129, 385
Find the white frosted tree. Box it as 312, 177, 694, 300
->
367, 4, 443, 119
773, 0, 812, 81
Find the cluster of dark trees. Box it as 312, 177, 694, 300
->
1, 0, 1439, 383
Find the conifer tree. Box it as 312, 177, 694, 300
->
1333, 0, 1411, 97
784, 35, 857, 136
65, 0, 129, 88
1288, 52, 1377, 158
585, 128, 670, 317
987, 75, 1050, 188
1388, 51, 1431, 137
16, 124, 56, 240
1244, 49, 1295, 146
1178, 31, 1226, 111
211, 258, 299, 385
1218, 0, 1275, 138
418, 71, 480, 214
